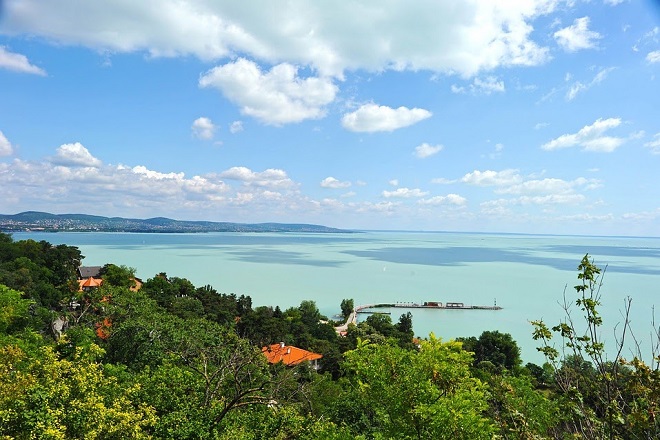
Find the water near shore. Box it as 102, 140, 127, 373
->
13, 231, 660, 364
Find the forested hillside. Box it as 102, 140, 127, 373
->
0, 232, 658, 439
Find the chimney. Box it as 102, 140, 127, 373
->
280, 342, 285, 348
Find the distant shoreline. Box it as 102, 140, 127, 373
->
0, 211, 356, 234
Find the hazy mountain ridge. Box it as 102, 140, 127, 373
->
0, 211, 351, 233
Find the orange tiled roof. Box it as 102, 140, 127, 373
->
262, 343, 322, 366
78, 276, 103, 290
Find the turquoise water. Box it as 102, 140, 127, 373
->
12, 231, 660, 365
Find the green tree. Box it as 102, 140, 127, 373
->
532, 254, 660, 439
460, 330, 521, 372
340, 298, 354, 320
0, 343, 156, 439
298, 300, 322, 328
342, 335, 494, 439
99, 263, 136, 288
0, 284, 34, 335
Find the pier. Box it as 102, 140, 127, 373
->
334, 300, 501, 334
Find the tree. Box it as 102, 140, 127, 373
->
0, 342, 156, 439
340, 298, 354, 320
298, 300, 322, 328
341, 335, 494, 439
532, 254, 660, 439
100, 263, 136, 288
0, 284, 33, 335
461, 330, 522, 372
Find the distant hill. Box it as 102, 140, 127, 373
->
0, 211, 352, 233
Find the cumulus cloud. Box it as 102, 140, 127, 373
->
50, 143, 102, 168
320, 177, 351, 189
1, 1, 555, 77
0, 154, 235, 217
554, 17, 602, 52
0, 46, 46, 75
541, 117, 625, 152
229, 121, 244, 133
414, 143, 443, 159
460, 169, 522, 186
218, 166, 294, 189
647, 50, 660, 64
0, 131, 14, 156
496, 177, 600, 195
341, 104, 432, 133
199, 58, 338, 125
565, 67, 615, 101
192, 117, 216, 140
645, 133, 660, 154
382, 187, 429, 198
418, 194, 467, 206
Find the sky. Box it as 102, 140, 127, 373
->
0, 0, 659, 236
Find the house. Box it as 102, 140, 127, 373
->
129, 277, 143, 292
76, 265, 142, 291
262, 342, 323, 370
78, 266, 102, 279
78, 276, 103, 291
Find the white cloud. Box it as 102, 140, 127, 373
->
460, 169, 522, 186
518, 194, 586, 205
320, 176, 351, 189
451, 76, 505, 95
604, 0, 625, 5
199, 58, 338, 125
389, 179, 399, 186
218, 166, 294, 189
50, 143, 102, 168
534, 122, 549, 130
1, 1, 555, 78
414, 143, 443, 159
647, 50, 660, 64
382, 187, 429, 198
0, 153, 234, 216
0, 131, 14, 156
645, 133, 660, 154
341, 104, 432, 132
497, 177, 600, 195
0, 46, 46, 75
418, 194, 467, 206
565, 67, 615, 100
554, 17, 602, 52
229, 121, 244, 133
482, 194, 585, 209
191, 117, 216, 140
431, 177, 455, 184
542, 117, 625, 152
131, 165, 184, 181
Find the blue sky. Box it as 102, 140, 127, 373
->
0, 0, 659, 235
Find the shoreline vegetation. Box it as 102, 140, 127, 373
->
1, 231, 659, 439
0, 211, 354, 234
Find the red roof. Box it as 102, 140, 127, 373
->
262, 343, 322, 366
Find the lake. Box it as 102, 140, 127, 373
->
12, 231, 660, 365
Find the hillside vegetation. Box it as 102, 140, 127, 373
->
0, 232, 658, 439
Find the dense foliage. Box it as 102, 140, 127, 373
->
0, 232, 658, 439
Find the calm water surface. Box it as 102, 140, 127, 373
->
13, 231, 660, 364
